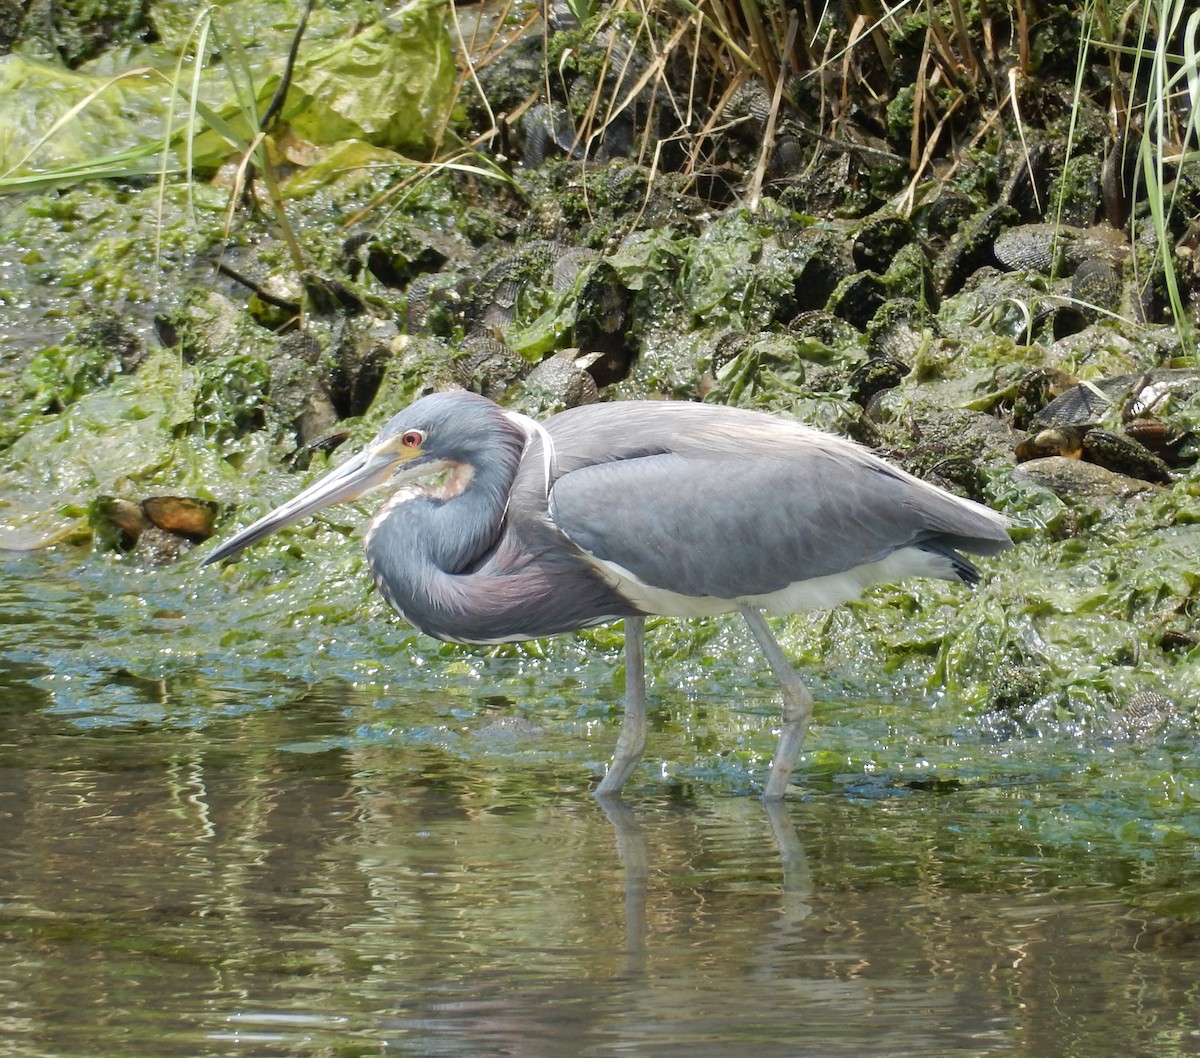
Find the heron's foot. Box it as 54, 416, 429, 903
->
595, 705, 647, 798
595, 616, 648, 800
595, 736, 645, 798
762, 680, 814, 800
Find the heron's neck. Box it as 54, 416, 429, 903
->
364, 411, 531, 627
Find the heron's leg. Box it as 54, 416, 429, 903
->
595, 616, 647, 799
741, 608, 814, 801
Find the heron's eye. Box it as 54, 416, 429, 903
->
400, 430, 424, 448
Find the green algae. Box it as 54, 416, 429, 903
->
0, 0, 456, 190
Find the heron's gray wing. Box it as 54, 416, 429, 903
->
546, 413, 1008, 600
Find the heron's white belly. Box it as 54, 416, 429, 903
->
584, 546, 958, 618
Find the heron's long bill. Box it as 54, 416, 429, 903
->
201, 445, 408, 566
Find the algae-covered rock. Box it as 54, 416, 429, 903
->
9, 0, 150, 67
512, 353, 600, 416
1012, 455, 1163, 502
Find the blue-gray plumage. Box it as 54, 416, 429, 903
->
203, 390, 1011, 799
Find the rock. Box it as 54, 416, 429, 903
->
135, 525, 195, 566
475, 716, 546, 743
898, 410, 1020, 501
1011, 456, 1161, 501
848, 355, 910, 409
102, 498, 149, 538
95, 495, 217, 566
453, 334, 528, 401
993, 223, 1127, 274
141, 496, 219, 537
1113, 691, 1177, 738
1016, 426, 1087, 462
517, 353, 600, 413
1080, 428, 1173, 484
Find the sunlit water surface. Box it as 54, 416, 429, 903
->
2, 552, 1199, 1058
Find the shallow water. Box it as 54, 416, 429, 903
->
2, 553, 1200, 1057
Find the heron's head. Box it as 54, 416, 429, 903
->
202, 391, 514, 566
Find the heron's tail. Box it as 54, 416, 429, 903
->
916, 540, 982, 586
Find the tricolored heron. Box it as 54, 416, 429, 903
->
203, 391, 1011, 799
